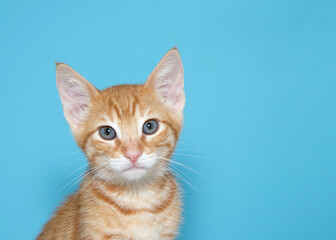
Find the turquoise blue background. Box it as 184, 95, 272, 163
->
1, 1, 336, 239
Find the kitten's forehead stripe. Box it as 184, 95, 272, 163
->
112, 103, 122, 119
131, 96, 139, 116
97, 116, 107, 122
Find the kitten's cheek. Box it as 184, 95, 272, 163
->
136, 158, 157, 169
108, 159, 132, 172
109, 164, 123, 172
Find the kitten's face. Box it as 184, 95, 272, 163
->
80, 85, 182, 182
56, 49, 185, 184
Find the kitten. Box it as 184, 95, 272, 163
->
37, 48, 185, 240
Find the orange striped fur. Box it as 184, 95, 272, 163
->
38, 48, 185, 240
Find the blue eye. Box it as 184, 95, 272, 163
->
99, 126, 117, 140
143, 119, 159, 135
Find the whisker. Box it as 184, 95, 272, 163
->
58, 174, 83, 193
58, 165, 99, 193
62, 154, 86, 165
178, 141, 200, 149
62, 170, 93, 193
60, 163, 89, 183
168, 166, 200, 194
174, 148, 202, 153
156, 163, 185, 193
101, 168, 116, 191
172, 152, 208, 160
69, 170, 99, 203
159, 157, 199, 175
65, 149, 83, 155
80, 167, 107, 194
169, 163, 192, 182
158, 160, 194, 191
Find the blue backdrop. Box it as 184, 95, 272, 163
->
1, 1, 336, 239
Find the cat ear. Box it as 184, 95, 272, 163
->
145, 48, 185, 113
56, 63, 98, 129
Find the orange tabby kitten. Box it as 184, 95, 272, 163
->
37, 48, 185, 240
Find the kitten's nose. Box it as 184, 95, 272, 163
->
124, 148, 142, 164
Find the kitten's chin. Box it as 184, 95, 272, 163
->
122, 167, 148, 180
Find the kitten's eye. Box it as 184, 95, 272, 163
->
99, 126, 117, 140
143, 119, 159, 135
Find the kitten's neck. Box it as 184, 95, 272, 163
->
81, 171, 178, 212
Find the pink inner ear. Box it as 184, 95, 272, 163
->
58, 77, 91, 127
154, 61, 185, 112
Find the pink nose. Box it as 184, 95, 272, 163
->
124, 148, 142, 164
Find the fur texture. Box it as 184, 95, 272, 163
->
38, 48, 185, 240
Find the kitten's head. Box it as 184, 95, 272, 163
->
56, 48, 185, 185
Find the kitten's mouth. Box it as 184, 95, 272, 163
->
124, 166, 145, 171
122, 166, 148, 180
